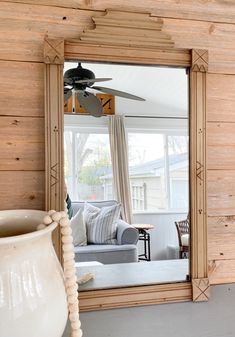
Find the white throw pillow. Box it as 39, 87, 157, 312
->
70, 208, 87, 246
83, 202, 121, 244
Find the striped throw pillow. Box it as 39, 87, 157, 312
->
84, 202, 121, 244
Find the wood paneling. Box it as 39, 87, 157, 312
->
209, 259, 235, 285
3, 0, 235, 25
207, 122, 235, 169
207, 170, 235, 216
0, 171, 45, 210
208, 216, 235, 236
207, 74, 235, 122
0, 141, 44, 171
0, 61, 44, 117
0, 116, 44, 142
0, 3, 235, 74
209, 235, 235, 261
0, 2, 94, 62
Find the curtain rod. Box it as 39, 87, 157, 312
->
123, 115, 188, 120
65, 112, 188, 120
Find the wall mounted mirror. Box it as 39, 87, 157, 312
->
63, 60, 190, 292
44, 9, 208, 311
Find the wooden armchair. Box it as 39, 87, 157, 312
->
175, 215, 190, 259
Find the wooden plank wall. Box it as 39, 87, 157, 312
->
1, 0, 235, 284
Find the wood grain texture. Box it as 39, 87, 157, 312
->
65, 40, 191, 66
0, 2, 94, 62
207, 170, 235, 216
0, 3, 235, 74
0, 141, 45, 171
3, 0, 235, 24
209, 259, 235, 284
0, 116, 44, 142
80, 10, 174, 49
0, 171, 45, 210
207, 122, 235, 169
190, 63, 208, 281
208, 216, 235, 236
192, 278, 210, 302
0, 60, 44, 117
207, 74, 235, 122
79, 282, 192, 311
208, 216, 235, 260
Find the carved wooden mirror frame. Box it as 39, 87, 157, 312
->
44, 10, 209, 311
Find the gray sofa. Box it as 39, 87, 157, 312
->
71, 200, 139, 264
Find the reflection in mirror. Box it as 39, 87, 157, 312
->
63, 61, 189, 291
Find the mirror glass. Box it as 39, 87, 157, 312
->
63, 61, 189, 291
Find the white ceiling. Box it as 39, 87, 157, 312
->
64, 61, 188, 118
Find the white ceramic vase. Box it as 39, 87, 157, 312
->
0, 210, 68, 337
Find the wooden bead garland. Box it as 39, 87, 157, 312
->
41, 210, 83, 337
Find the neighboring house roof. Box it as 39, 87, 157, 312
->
101, 152, 188, 180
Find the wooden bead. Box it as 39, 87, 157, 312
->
62, 236, 73, 244
64, 268, 76, 279
59, 217, 70, 227
66, 283, 78, 292
69, 312, 79, 322
59, 209, 82, 337
71, 321, 81, 330
77, 272, 94, 284
71, 331, 82, 337
60, 211, 67, 218
64, 259, 76, 268
66, 276, 78, 287
63, 251, 75, 261
69, 303, 79, 312
69, 302, 79, 312
66, 286, 78, 297
64, 264, 76, 274
67, 295, 78, 304
48, 210, 56, 215
61, 226, 72, 236
43, 215, 52, 225
51, 212, 63, 222
62, 243, 74, 252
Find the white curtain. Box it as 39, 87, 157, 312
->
108, 115, 133, 223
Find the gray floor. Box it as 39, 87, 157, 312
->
63, 284, 235, 337
76, 259, 189, 291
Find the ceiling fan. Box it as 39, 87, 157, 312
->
64, 63, 145, 117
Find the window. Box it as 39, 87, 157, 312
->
127, 132, 188, 212
64, 129, 113, 201
64, 124, 188, 212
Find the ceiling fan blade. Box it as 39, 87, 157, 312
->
76, 91, 103, 117
92, 86, 145, 101
64, 88, 72, 101
75, 78, 112, 84
64, 78, 73, 86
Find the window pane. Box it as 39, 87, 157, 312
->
75, 133, 113, 201
168, 135, 189, 209
128, 133, 166, 211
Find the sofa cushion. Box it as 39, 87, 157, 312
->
70, 208, 87, 246
74, 244, 138, 264
83, 202, 121, 244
